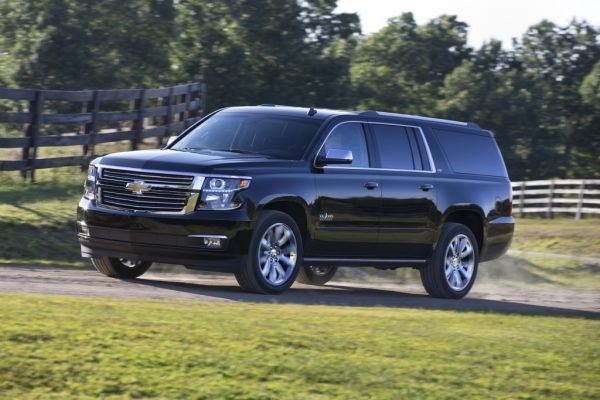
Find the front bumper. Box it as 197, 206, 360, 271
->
77, 198, 253, 272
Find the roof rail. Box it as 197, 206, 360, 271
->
360, 110, 480, 128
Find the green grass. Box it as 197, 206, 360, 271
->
511, 218, 600, 258
0, 294, 598, 399
0, 167, 86, 267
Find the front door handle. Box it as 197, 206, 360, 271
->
420, 184, 434, 191
364, 182, 379, 190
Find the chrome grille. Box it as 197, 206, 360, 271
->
98, 167, 197, 213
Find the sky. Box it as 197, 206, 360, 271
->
336, 0, 599, 48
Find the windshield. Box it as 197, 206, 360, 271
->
171, 112, 322, 160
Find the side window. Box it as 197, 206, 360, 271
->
320, 123, 369, 168
371, 124, 415, 170
433, 129, 508, 177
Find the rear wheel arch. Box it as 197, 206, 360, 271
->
440, 208, 484, 252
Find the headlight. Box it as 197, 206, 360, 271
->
197, 177, 250, 210
83, 165, 97, 200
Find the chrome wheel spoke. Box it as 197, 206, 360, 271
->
260, 238, 270, 250
459, 265, 472, 281
460, 241, 473, 258
261, 262, 271, 277
279, 255, 294, 267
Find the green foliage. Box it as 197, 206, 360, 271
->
0, 0, 176, 89
172, 0, 360, 110
351, 13, 470, 114
0, 294, 598, 399
0, 2, 598, 178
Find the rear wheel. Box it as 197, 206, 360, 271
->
420, 223, 478, 299
91, 257, 152, 279
296, 266, 337, 285
235, 210, 303, 294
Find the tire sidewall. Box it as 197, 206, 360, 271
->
248, 211, 303, 293
435, 223, 479, 299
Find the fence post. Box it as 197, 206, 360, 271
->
165, 87, 174, 143
132, 89, 146, 150
181, 84, 191, 128
546, 179, 555, 219
27, 90, 44, 183
575, 180, 585, 220
519, 182, 525, 217
83, 90, 99, 163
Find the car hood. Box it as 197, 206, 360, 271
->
96, 149, 300, 175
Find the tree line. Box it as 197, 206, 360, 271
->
0, 0, 598, 180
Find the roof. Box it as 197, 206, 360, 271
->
221, 105, 480, 128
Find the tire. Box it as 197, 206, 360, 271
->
296, 266, 337, 285
420, 223, 479, 299
235, 210, 303, 294
91, 257, 152, 279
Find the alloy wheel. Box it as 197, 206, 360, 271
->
444, 234, 475, 291
258, 223, 298, 286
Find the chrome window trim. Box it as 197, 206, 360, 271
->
313, 120, 437, 174
95, 165, 251, 215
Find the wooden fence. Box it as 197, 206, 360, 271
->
0, 82, 206, 181
512, 179, 600, 219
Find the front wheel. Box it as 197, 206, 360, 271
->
296, 266, 337, 286
420, 223, 479, 299
235, 210, 303, 294
91, 257, 152, 279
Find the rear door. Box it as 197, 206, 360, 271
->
312, 122, 381, 257
368, 123, 437, 259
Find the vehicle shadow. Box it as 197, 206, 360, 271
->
133, 277, 599, 319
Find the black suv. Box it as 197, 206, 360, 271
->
77, 105, 514, 298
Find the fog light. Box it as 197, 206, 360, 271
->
203, 237, 222, 248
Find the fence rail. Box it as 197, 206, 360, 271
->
511, 179, 600, 219
0, 83, 206, 181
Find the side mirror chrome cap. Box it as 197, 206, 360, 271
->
316, 149, 353, 166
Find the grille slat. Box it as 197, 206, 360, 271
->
102, 194, 187, 206
101, 189, 188, 202
103, 169, 194, 183
98, 167, 196, 213
100, 182, 189, 196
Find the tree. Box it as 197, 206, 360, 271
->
514, 19, 600, 177
350, 13, 470, 114
0, 0, 176, 89
173, 0, 360, 110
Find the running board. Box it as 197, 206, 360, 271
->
302, 257, 427, 268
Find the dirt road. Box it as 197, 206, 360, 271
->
0, 266, 597, 315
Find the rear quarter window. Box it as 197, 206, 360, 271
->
433, 129, 507, 177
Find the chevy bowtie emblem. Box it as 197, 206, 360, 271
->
125, 180, 152, 195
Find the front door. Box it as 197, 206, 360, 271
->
312, 122, 381, 257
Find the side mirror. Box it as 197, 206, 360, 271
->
316, 149, 353, 166
166, 135, 178, 147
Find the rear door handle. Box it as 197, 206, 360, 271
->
364, 182, 379, 190
420, 184, 434, 191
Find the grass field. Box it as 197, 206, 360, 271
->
0, 294, 598, 399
